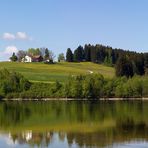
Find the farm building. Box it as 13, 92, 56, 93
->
22, 55, 32, 62
22, 55, 43, 62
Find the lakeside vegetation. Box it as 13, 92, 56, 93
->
1, 43, 147, 99
0, 69, 147, 99
10, 75, 148, 99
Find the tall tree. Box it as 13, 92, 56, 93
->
36, 48, 41, 56
44, 48, 49, 60
48, 50, 55, 62
28, 48, 41, 56
130, 54, 143, 75
73, 46, 84, 62
17, 50, 26, 62
115, 56, 134, 77
10, 52, 18, 62
96, 45, 106, 63
39, 47, 46, 57
66, 48, 73, 62
73, 49, 79, 62
84, 44, 91, 61
58, 53, 65, 62
144, 53, 148, 74
90, 45, 97, 63
104, 49, 113, 66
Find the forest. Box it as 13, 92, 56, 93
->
66, 44, 148, 77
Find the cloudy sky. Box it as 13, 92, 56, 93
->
0, 0, 148, 61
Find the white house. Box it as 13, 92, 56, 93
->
22, 55, 32, 62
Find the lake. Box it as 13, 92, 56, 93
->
0, 101, 148, 148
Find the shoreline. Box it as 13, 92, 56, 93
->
1, 97, 148, 101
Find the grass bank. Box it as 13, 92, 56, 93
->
0, 62, 115, 82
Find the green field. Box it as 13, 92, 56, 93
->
0, 62, 115, 82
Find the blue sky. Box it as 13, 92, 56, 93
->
0, 0, 148, 61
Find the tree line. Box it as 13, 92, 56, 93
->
66, 44, 148, 77
10, 48, 57, 63
0, 69, 147, 99
9, 44, 148, 77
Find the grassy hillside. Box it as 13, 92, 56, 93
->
0, 62, 115, 82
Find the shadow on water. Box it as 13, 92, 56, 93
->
0, 100, 148, 147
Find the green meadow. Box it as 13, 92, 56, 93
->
0, 62, 115, 82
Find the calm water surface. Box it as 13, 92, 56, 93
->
0, 101, 148, 148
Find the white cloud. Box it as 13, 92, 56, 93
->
0, 46, 18, 61
16, 32, 28, 40
4, 46, 18, 54
2, 32, 32, 41
3, 33, 15, 40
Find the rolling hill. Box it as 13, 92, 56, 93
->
0, 62, 115, 82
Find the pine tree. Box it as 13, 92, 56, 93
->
73, 46, 84, 62
10, 52, 18, 62
104, 50, 113, 66
90, 46, 97, 63
144, 53, 148, 74
44, 48, 49, 60
84, 44, 91, 61
115, 56, 133, 77
66, 48, 73, 62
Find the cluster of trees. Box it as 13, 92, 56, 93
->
2, 70, 147, 99
10, 48, 66, 63
64, 74, 148, 98
10, 48, 57, 63
66, 44, 148, 77
0, 69, 31, 98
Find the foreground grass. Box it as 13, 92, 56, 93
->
0, 62, 115, 82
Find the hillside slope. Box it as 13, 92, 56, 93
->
0, 62, 115, 82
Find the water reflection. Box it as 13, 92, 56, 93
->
0, 101, 148, 147
9, 131, 53, 147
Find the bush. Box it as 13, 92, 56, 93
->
0, 69, 31, 98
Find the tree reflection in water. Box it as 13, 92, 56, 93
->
0, 101, 147, 147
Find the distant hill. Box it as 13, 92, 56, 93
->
0, 62, 115, 82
